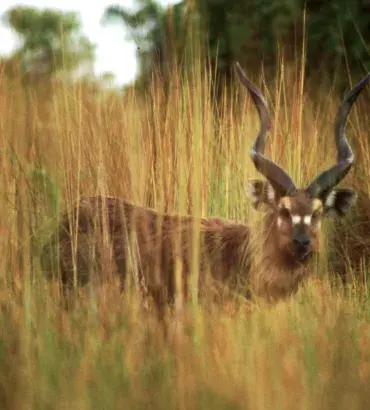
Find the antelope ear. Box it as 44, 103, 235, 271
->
245, 179, 276, 211
323, 188, 357, 217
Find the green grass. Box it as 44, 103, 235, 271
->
0, 52, 369, 409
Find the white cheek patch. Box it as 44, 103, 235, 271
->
291, 215, 301, 225
303, 215, 312, 225
325, 191, 337, 208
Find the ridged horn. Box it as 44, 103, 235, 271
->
306, 73, 369, 198
235, 62, 297, 197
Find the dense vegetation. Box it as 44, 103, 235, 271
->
0, 1, 369, 409
103, 0, 370, 91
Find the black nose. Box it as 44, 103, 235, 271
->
293, 234, 310, 250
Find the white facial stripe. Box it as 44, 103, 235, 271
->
325, 191, 336, 208
303, 215, 312, 225
277, 217, 283, 228
291, 215, 301, 225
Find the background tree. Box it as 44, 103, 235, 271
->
1, 6, 95, 82
305, 0, 370, 85
101, 0, 191, 90
196, 0, 369, 90
103, 0, 369, 93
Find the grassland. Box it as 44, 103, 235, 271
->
0, 56, 369, 409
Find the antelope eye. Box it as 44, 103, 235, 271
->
279, 208, 291, 219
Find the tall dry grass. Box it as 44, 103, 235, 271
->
0, 51, 369, 409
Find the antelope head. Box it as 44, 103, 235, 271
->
236, 63, 369, 265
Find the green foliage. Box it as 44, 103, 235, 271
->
305, 0, 370, 75
104, 0, 369, 91
197, 0, 369, 87
26, 166, 61, 223
102, 0, 193, 89
10, 155, 62, 256
2, 6, 95, 79
25, 166, 62, 280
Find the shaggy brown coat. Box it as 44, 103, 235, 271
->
41, 194, 310, 306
